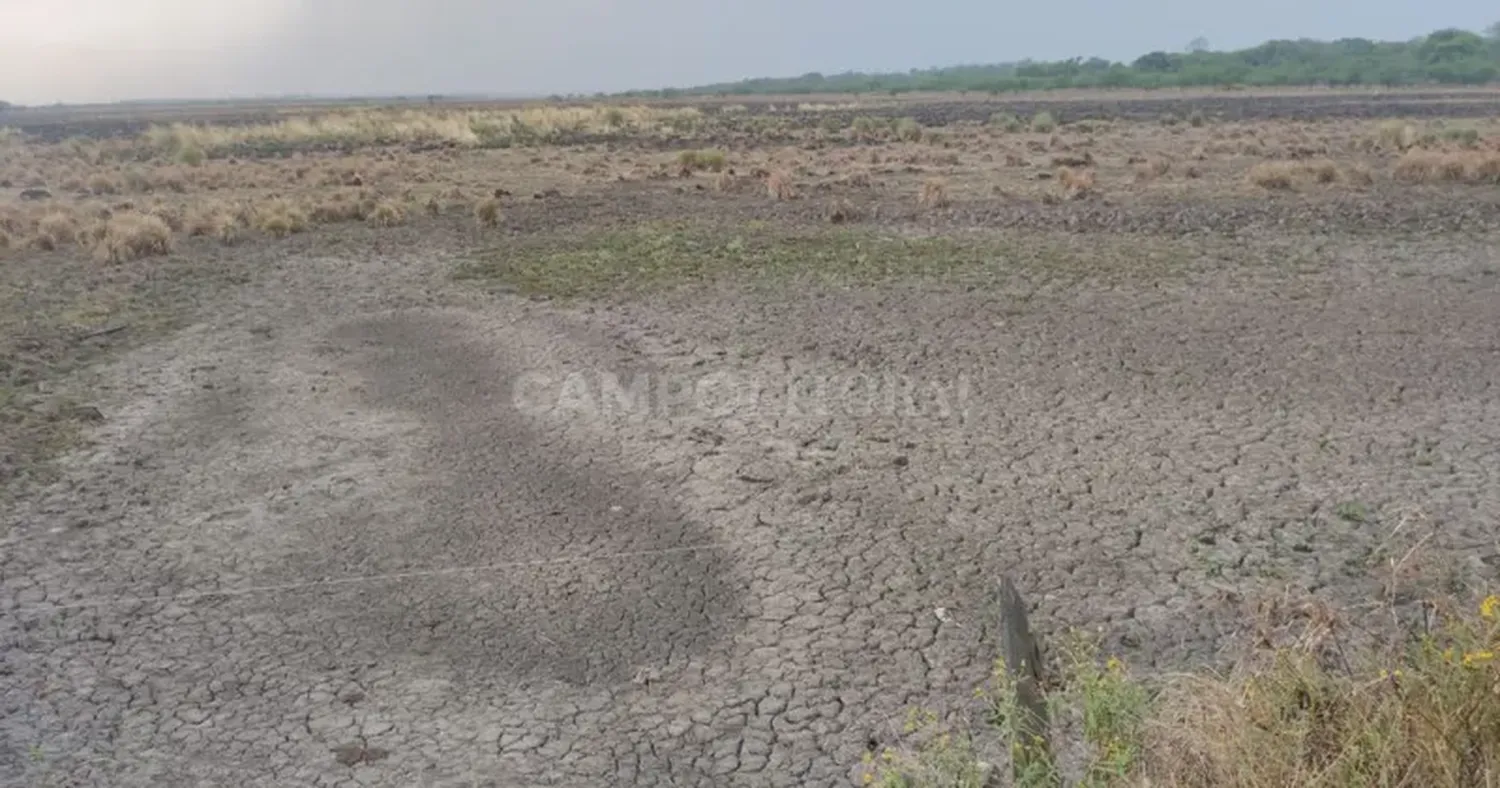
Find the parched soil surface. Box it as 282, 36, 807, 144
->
4, 172, 1500, 786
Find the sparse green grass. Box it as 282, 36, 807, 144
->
457, 223, 974, 297
0, 250, 223, 491
990, 112, 1024, 132
1439, 126, 1480, 147
896, 118, 925, 142
454, 222, 1208, 299
1336, 500, 1369, 523
676, 148, 728, 172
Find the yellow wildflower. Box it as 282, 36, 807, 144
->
1106, 656, 1125, 674
863, 772, 874, 785
1464, 650, 1495, 668
1482, 595, 1499, 621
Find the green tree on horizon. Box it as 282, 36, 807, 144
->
617, 25, 1500, 97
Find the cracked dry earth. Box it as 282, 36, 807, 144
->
4, 226, 1500, 787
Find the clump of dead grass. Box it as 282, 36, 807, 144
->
1343, 163, 1375, 186
308, 195, 367, 224
1393, 150, 1500, 184
474, 197, 501, 228
1142, 594, 1500, 788
1133, 158, 1171, 182
766, 171, 796, 201
871, 588, 1500, 788
1057, 167, 1096, 199
87, 173, 120, 196
35, 211, 79, 249
916, 178, 949, 209
94, 213, 173, 263
1247, 161, 1299, 190
825, 198, 861, 224
367, 199, 406, 227
255, 199, 309, 238
676, 149, 728, 173
1302, 159, 1340, 184
1246, 159, 1345, 190
1375, 120, 1421, 152
895, 118, 925, 142
185, 204, 242, 244
711, 171, 740, 192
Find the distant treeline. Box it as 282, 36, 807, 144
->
619, 27, 1500, 97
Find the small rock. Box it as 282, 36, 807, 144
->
19, 188, 51, 201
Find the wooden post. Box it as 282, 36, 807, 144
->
996, 574, 1053, 784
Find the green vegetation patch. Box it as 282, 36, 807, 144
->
458, 222, 983, 298
455, 221, 1210, 300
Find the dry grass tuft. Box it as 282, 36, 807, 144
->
145, 203, 185, 232
916, 178, 950, 209
36, 211, 79, 249
1303, 159, 1340, 184
367, 199, 406, 227
94, 213, 173, 263
825, 198, 861, 224
87, 173, 121, 196
676, 149, 728, 173
1375, 120, 1421, 152
308, 198, 362, 224
1058, 167, 1096, 199
766, 171, 796, 201
1139, 595, 1500, 788
75, 220, 108, 248
1246, 161, 1302, 190
255, 199, 309, 238
1344, 163, 1375, 186
186, 205, 242, 244
1394, 150, 1500, 184
895, 118, 925, 142
474, 197, 501, 228
1133, 158, 1172, 182
711, 171, 740, 192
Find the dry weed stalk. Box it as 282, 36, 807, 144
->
916, 178, 949, 209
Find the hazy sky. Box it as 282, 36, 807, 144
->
0, 0, 1493, 105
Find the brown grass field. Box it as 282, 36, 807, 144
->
3, 88, 1500, 787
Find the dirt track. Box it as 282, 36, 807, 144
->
3, 188, 1499, 786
